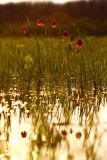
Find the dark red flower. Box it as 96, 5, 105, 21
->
21, 131, 27, 138
75, 131, 82, 139
70, 128, 73, 134
37, 19, 45, 27
62, 31, 68, 39
51, 20, 57, 28
61, 129, 67, 136
21, 26, 28, 35
76, 39, 83, 48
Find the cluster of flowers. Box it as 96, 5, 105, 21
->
21, 18, 83, 53
21, 19, 57, 34
61, 128, 82, 139
21, 129, 82, 139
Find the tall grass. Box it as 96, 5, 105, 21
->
0, 30, 107, 159
0, 36, 107, 94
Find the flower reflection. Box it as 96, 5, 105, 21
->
21, 131, 27, 138
61, 129, 67, 136
75, 131, 82, 139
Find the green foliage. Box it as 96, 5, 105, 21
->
24, 54, 33, 70
0, 36, 107, 95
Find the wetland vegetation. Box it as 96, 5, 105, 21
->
0, 17, 107, 160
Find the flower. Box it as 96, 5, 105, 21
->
37, 19, 45, 26
21, 26, 28, 35
76, 39, 83, 48
61, 129, 67, 136
51, 20, 57, 28
62, 31, 69, 39
75, 131, 82, 139
21, 131, 27, 138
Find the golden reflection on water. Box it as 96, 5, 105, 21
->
0, 91, 107, 160
0, 96, 32, 160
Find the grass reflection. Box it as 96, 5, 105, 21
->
0, 81, 105, 160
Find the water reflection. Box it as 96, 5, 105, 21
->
0, 86, 107, 160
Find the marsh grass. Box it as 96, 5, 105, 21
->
0, 25, 107, 159
0, 36, 107, 94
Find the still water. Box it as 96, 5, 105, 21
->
0, 88, 107, 160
